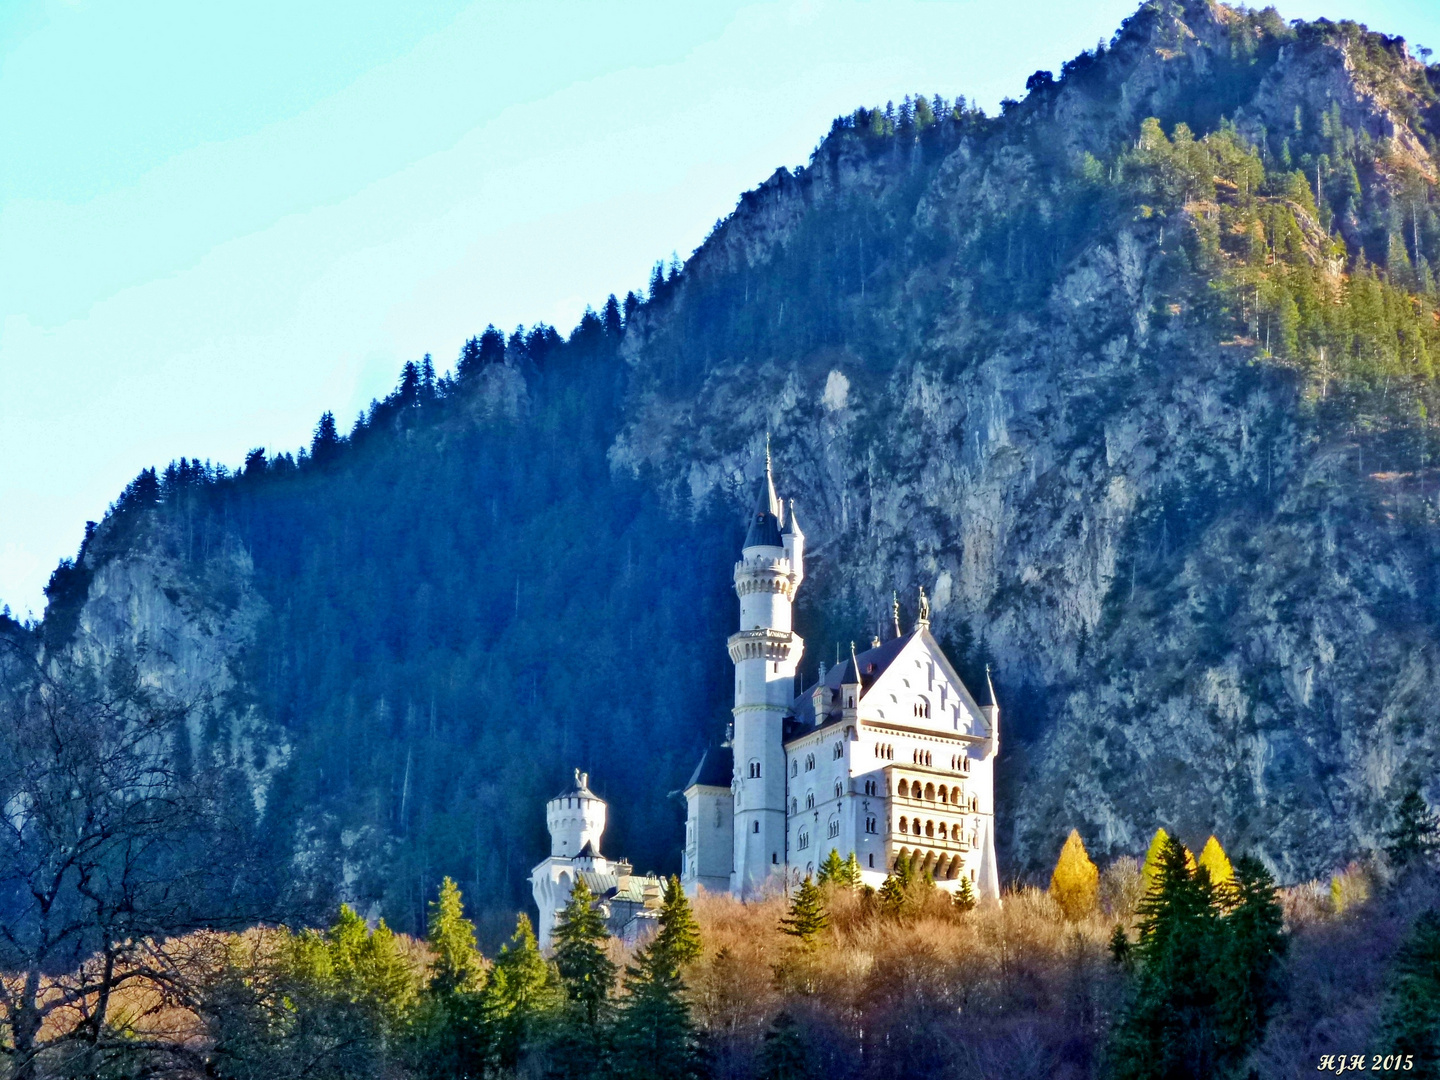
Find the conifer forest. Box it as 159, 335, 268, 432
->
12, 0, 1440, 1075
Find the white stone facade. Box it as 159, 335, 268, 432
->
682, 458, 1001, 903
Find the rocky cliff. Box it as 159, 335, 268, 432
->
18, 0, 1440, 920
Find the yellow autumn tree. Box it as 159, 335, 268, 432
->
1141, 827, 1170, 895
1049, 829, 1099, 920
1197, 835, 1234, 887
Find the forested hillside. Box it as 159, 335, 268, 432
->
11, 0, 1440, 934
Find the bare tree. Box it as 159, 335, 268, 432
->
0, 637, 249, 1077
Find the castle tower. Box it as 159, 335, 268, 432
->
546, 769, 606, 857
728, 447, 803, 897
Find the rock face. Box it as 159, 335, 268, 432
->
612, 1, 1440, 879
26, 0, 1440, 904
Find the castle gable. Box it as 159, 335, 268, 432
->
859, 630, 989, 739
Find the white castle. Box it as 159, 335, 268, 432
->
681, 453, 1001, 901
530, 770, 664, 949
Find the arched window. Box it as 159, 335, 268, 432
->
834, 781, 843, 799
899, 816, 908, 832
846, 695, 855, 708
805, 753, 815, 771
924, 782, 936, 801
748, 759, 761, 779
897, 779, 909, 798
962, 757, 971, 773
833, 741, 844, 760
869, 853, 875, 867
791, 798, 798, 815
791, 760, 798, 777
918, 696, 931, 719
938, 787, 948, 804
971, 795, 978, 811
865, 816, 877, 834
828, 817, 840, 839
925, 820, 934, 837
806, 791, 815, 809
798, 829, 810, 850
938, 822, 948, 839
714, 804, 723, 828
864, 779, 877, 796
752, 820, 759, 833
925, 751, 933, 766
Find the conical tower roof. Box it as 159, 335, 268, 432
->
743, 442, 783, 548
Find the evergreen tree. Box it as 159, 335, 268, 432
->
411, 878, 486, 1080
1050, 829, 1100, 920
815, 848, 845, 886
840, 852, 862, 889
953, 876, 976, 913
553, 876, 617, 1027
759, 1010, 810, 1080
614, 877, 704, 1080
1387, 786, 1440, 872
311, 411, 341, 464
1379, 910, 1440, 1078
780, 878, 829, 949
478, 324, 507, 366
1215, 855, 1286, 1061
602, 294, 623, 336
456, 335, 482, 379
1107, 836, 1225, 1080
480, 914, 564, 1075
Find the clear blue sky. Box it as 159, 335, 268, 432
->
2, 0, 1438, 618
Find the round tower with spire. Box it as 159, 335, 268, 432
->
546, 768, 606, 857
727, 439, 804, 897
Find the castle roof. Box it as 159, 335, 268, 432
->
742, 450, 784, 549
684, 745, 733, 790
552, 767, 599, 801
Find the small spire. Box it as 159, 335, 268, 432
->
892, 591, 903, 638
849, 641, 859, 680
984, 664, 998, 708
916, 585, 931, 629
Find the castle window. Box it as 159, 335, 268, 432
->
791, 760, 798, 777
925, 783, 936, 801
925, 820, 934, 837
971, 795, 978, 811
864, 779, 877, 796
806, 791, 815, 809
898, 816, 908, 832
798, 829, 810, 850
791, 798, 798, 815
805, 753, 815, 771
917, 696, 931, 719
869, 853, 875, 867
938, 822, 948, 839
938, 787, 948, 804
865, 816, 877, 834
714, 805, 723, 828
963, 757, 971, 773
828, 818, 840, 839
834, 781, 843, 799
748, 759, 761, 779
753, 821, 759, 833
847, 696, 854, 708
833, 742, 843, 760
897, 779, 909, 798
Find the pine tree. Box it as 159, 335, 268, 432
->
1378, 910, 1440, 1078
311, 411, 341, 464
1107, 836, 1225, 1080
614, 877, 704, 1080
412, 879, 486, 1080
1198, 836, 1235, 889
780, 878, 829, 949
816, 848, 845, 886
428, 876, 482, 994
553, 876, 617, 1027
953, 876, 976, 913
1215, 855, 1286, 1061
760, 1010, 810, 1080
480, 914, 563, 1075
456, 336, 482, 379
841, 851, 863, 889
1050, 829, 1100, 920
1386, 786, 1440, 872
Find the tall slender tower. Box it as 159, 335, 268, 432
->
728, 447, 804, 897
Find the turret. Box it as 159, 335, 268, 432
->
728, 442, 803, 897
781, 498, 804, 590
546, 769, 606, 857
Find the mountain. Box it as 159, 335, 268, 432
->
12, 0, 1440, 932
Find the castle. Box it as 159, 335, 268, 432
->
680, 454, 1001, 901
529, 770, 664, 949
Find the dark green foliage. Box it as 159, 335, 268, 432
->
759, 1011, 810, 1080
409, 878, 486, 1080
1106, 838, 1286, 1079
952, 875, 976, 913
780, 878, 829, 948
1387, 787, 1440, 872
553, 876, 617, 1027
614, 877, 705, 1080
479, 914, 564, 1074
1378, 910, 1440, 1078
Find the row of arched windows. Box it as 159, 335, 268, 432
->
797, 829, 810, 850
828, 818, 840, 839
912, 749, 933, 766
874, 743, 894, 760
897, 817, 978, 844
896, 779, 977, 809
832, 741, 844, 760
950, 755, 972, 773
894, 847, 973, 881
912, 698, 931, 718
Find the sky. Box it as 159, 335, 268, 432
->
3, 0, 1439, 620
